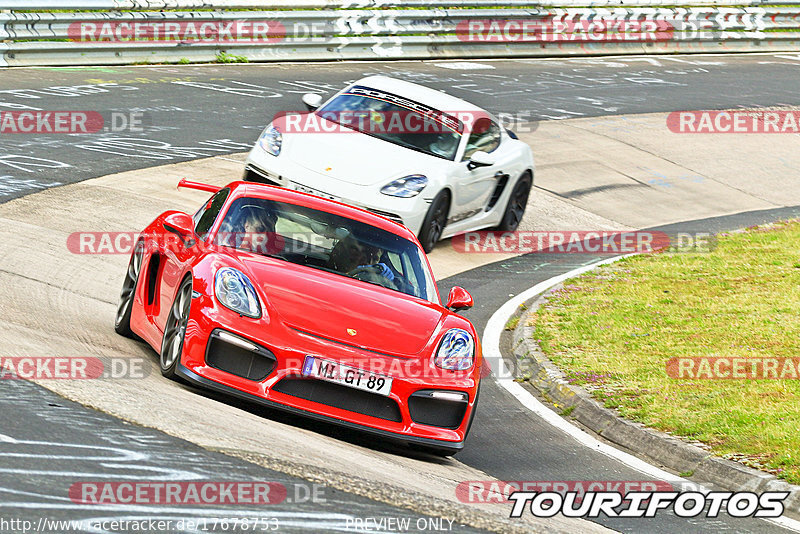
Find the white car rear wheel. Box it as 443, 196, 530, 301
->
496, 173, 531, 232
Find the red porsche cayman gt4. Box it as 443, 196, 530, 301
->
114, 179, 481, 455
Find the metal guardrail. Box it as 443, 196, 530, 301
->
1, 3, 799, 66
3, 0, 800, 8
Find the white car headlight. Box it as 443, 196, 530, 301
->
258, 124, 282, 156
433, 328, 474, 371
380, 175, 427, 198
215, 267, 261, 318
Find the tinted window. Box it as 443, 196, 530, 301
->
216, 196, 437, 302
194, 188, 230, 236
463, 118, 501, 160
317, 85, 463, 161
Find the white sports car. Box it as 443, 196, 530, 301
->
244, 76, 534, 253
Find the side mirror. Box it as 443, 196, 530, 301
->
467, 150, 495, 171
446, 286, 474, 312
302, 93, 323, 111
163, 212, 196, 248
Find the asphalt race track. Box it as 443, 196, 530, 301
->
0, 379, 488, 534
2, 54, 800, 533
2, 54, 800, 201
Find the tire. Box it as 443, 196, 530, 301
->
495, 172, 532, 232
160, 276, 193, 379
418, 191, 450, 254
114, 240, 144, 338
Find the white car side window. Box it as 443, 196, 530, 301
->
462, 118, 501, 161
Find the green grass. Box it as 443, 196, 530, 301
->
532, 220, 800, 483
215, 51, 249, 63
505, 316, 521, 331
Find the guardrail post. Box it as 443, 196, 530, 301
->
0, 11, 9, 67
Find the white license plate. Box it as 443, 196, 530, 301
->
291, 182, 340, 202
301, 356, 392, 396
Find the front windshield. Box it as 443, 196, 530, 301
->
316, 85, 463, 161
216, 196, 438, 303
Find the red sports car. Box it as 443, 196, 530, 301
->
114, 179, 481, 455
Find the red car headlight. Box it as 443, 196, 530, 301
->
214, 267, 262, 319
433, 328, 475, 371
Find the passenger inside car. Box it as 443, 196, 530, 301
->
219, 203, 280, 254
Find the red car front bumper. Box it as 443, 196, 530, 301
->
175, 291, 480, 453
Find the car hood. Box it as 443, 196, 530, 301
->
282, 118, 453, 187
239, 254, 443, 357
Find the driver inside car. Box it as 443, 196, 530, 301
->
429, 132, 459, 158
349, 247, 396, 286
327, 234, 398, 289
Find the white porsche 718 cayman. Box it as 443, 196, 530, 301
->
244, 76, 534, 252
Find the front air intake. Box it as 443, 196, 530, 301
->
408, 390, 469, 429
205, 329, 276, 381
273, 377, 402, 422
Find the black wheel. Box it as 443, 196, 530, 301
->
418, 191, 450, 254
114, 240, 144, 338
495, 173, 531, 232
160, 276, 193, 379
